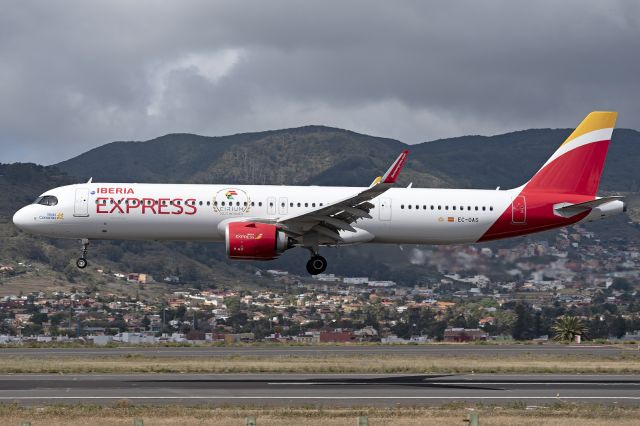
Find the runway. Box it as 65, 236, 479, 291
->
0, 343, 635, 358
1, 373, 638, 406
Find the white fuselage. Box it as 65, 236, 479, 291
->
13, 183, 516, 245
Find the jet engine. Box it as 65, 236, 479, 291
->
225, 222, 292, 260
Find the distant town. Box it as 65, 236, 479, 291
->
1, 224, 639, 345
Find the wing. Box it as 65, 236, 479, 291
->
276, 150, 409, 243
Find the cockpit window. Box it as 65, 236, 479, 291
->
34, 195, 58, 206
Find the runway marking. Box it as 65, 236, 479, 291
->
268, 382, 640, 386
0, 396, 638, 400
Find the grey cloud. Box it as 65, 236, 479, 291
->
1, 0, 639, 164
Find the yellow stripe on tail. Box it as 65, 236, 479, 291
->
562, 111, 617, 146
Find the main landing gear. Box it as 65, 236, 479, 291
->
306, 253, 327, 275
76, 238, 89, 269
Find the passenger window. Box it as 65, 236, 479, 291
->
290, 202, 293, 207
221, 202, 225, 206
269, 202, 274, 207
305, 203, 308, 207
281, 202, 285, 207
259, 202, 263, 207
297, 203, 301, 207
438, 205, 441, 210
490, 206, 494, 211
312, 203, 316, 207
320, 203, 324, 206
453, 206, 456, 210
401, 205, 405, 209
475, 206, 478, 211
482, 206, 486, 211
445, 205, 449, 210
207, 201, 211, 206
467, 206, 471, 211
408, 205, 412, 209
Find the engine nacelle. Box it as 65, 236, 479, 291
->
225, 222, 291, 260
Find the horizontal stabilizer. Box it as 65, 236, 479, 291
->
554, 196, 625, 217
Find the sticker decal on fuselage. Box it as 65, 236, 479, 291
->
212, 188, 251, 216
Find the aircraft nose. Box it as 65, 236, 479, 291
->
12, 207, 32, 231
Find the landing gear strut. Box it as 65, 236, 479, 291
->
76, 239, 89, 269
306, 254, 327, 275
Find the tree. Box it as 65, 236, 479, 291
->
141, 315, 151, 330
551, 316, 587, 342
512, 303, 534, 340
610, 315, 627, 339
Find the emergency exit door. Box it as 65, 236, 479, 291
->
511, 195, 526, 224
74, 188, 90, 217
267, 197, 277, 215
379, 198, 392, 221
278, 197, 288, 215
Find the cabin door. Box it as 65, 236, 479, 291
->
511, 195, 526, 224
379, 198, 392, 221
73, 188, 90, 217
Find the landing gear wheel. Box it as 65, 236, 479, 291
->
306, 255, 327, 275
76, 239, 89, 269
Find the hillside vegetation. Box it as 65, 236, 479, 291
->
1, 125, 638, 289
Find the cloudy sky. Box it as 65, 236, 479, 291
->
1, 1, 639, 164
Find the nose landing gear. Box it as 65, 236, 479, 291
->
76, 239, 89, 269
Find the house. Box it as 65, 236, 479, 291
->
443, 328, 488, 342
319, 330, 354, 343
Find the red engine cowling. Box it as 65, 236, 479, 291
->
225, 222, 290, 260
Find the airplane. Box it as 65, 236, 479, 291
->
12, 111, 626, 275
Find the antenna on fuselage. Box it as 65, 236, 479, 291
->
86, 177, 93, 183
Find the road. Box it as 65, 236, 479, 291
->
0, 344, 636, 358
0, 373, 638, 406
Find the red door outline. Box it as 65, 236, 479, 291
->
511, 195, 526, 224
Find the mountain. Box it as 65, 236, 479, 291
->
55, 127, 640, 193
1, 125, 639, 290
0, 163, 76, 222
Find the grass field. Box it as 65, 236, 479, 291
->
1, 404, 639, 425
0, 349, 639, 374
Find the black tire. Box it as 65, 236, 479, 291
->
76, 258, 88, 269
306, 255, 327, 275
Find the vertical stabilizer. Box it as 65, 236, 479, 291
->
525, 111, 617, 196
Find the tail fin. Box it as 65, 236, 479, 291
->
525, 111, 617, 196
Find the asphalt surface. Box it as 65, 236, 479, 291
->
0, 344, 636, 358
0, 373, 638, 406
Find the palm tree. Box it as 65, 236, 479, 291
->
551, 316, 587, 342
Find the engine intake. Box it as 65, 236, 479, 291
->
225, 222, 291, 260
